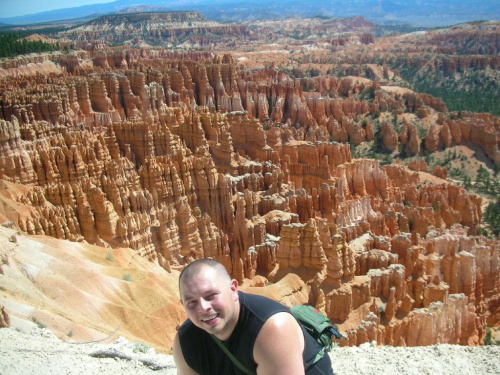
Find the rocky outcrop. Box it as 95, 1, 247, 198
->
448, 113, 500, 164
380, 121, 398, 151
398, 54, 500, 76
0, 60, 62, 78
408, 160, 429, 173
329, 224, 497, 347
433, 165, 448, 179
424, 125, 439, 152
0, 305, 9, 328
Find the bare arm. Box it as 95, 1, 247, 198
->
173, 332, 199, 375
253, 312, 305, 375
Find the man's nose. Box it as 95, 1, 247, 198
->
199, 298, 212, 311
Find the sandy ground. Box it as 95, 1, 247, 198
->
0, 327, 177, 375
1, 327, 500, 375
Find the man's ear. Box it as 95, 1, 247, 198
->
230, 279, 239, 298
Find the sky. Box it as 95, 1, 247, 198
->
1, 0, 115, 18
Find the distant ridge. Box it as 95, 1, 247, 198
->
59, 10, 246, 46
65, 11, 219, 35
84, 11, 208, 25
1, 0, 500, 27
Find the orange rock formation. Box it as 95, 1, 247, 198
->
0, 49, 498, 350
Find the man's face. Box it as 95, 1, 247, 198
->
180, 266, 240, 340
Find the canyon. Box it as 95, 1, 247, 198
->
0, 12, 499, 354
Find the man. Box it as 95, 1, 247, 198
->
173, 259, 334, 374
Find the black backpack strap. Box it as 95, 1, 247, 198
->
210, 335, 255, 375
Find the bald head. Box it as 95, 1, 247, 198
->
179, 259, 231, 293
178, 259, 240, 340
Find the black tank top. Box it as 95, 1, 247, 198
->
178, 291, 326, 375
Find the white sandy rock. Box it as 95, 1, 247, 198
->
0, 327, 176, 374
1, 327, 500, 374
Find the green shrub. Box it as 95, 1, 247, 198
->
31, 317, 46, 329
484, 200, 500, 236
485, 328, 492, 345
123, 273, 133, 282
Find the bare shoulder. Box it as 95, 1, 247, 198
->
259, 311, 302, 337
173, 332, 199, 375
253, 312, 305, 375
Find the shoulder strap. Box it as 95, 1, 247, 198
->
210, 334, 255, 375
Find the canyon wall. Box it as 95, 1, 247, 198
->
0, 49, 498, 348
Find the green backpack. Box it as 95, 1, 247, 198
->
290, 305, 342, 358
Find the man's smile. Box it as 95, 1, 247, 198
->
201, 313, 220, 323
